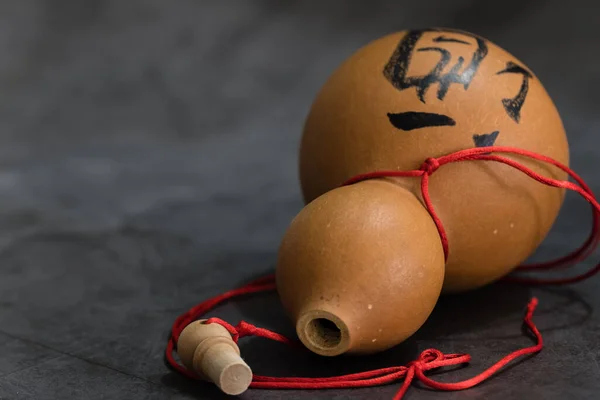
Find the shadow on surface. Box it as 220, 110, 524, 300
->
527, 285, 593, 331
417, 280, 593, 342
416, 281, 534, 340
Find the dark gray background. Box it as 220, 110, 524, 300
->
0, 0, 598, 399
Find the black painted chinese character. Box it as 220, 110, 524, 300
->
383, 29, 535, 146
383, 29, 488, 103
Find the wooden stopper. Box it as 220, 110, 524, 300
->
177, 320, 253, 395
177, 320, 231, 370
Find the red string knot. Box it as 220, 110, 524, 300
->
420, 157, 441, 175
236, 320, 261, 339
409, 349, 445, 370
203, 318, 294, 345
205, 317, 241, 342
205, 318, 268, 342
408, 349, 470, 374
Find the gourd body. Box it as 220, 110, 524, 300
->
277, 180, 445, 355
276, 28, 569, 356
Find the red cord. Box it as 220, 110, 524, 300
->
165, 275, 541, 399
165, 145, 600, 398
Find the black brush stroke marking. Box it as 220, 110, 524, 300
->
388, 112, 456, 131
383, 29, 488, 103
497, 61, 533, 123
473, 130, 500, 147
433, 35, 470, 45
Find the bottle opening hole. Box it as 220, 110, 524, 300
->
306, 318, 342, 349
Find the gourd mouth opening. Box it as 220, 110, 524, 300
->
306, 318, 342, 349
296, 310, 350, 356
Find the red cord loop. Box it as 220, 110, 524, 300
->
204, 318, 295, 346
204, 318, 240, 342
166, 145, 599, 399
166, 289, 542, 399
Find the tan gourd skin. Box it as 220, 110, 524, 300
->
277, 180, 445, 355
276, 29, 569, 356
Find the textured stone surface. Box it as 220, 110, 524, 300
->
0, 0, 598, 399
